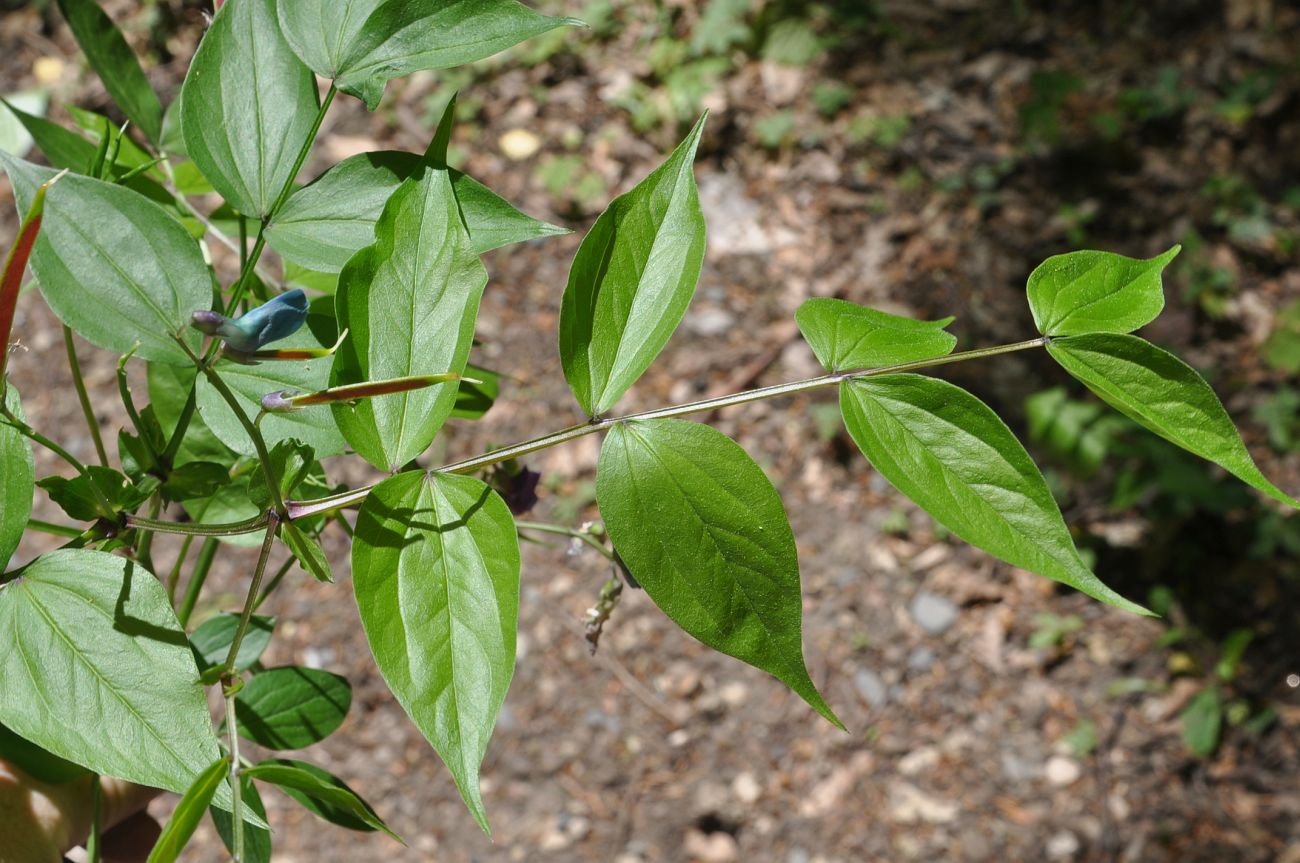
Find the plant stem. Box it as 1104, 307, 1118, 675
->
166, 533, 196, 603
222, 83, 337, 317
222, 512, 279, 676
134, 493, 162, 573
63, 326, 108, 466
225, 690, 244, 863
288, 337, 1048, 520
221, 513, 278, 863
516, 520, 615, 560
117, 355, 163, 469
86, 774, 102, 863
161, 380, 198, 468
177, 537, 219, 627
125, 510, 269, 537
25, 518, 83, 538
252, 556, 295, 612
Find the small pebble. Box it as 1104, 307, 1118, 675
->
1046, 830, 1080, 859
907, 646, 936, 672
732, 771, 762, 804
684, 829, 739, 863
1045, 755, 1082, 786
910, 591, 959, 635
498, 128, 541, 160
852, 669, 889, 708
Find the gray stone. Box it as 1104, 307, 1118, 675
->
907, 646, 936, 672
910, 591, 959, 635
853, 668, 889, 708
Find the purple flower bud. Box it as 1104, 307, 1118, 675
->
260, 390, 299, 413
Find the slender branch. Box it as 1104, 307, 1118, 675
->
166, 533, 196, 604
125, 511, 269, 537
161, 379, 198, 468
63, 326, 108, 466
224, 690, 245, 863
516, 520, 615, 561
220, 512, 279, 862
252, 556, 295, 612
134, 493, 162, 573
177, 538, 219, 627
223, 83, 337, 317
288, 337, 1048, 520
25, 518, 83, 538
222, 512, 279, 677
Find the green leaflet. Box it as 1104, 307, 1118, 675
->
596, 419, 843, 728
331, 166, 487, 471
244, 758, 397, 838
560, 115, 707, 415
279, 0, 580, 109
352, 471, 519, 833
56, 0, 163, 144
1, 385, 33, 569
0, 155, 207, 364
180, 0, 319, 217
839, 375, 1148, 615
147, 756, 230, 863
795, 298, 958, 372
267, 150, 567, 272
1047, 333, 1300, 508
196, 331, 346, 459
0, 550, 230, 805
236, 666, 351, 749
1027, 246, 1180, 336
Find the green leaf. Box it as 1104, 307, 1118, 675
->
161, 461, 230, 503
56, 0, 163, 143
38, 466, 150, 522
181, 477, 264, 549
196, 337, 346, 460
245, 758, 398, 839
282, 520, 332, 582
794, 298, 958, 372
0, 155, 208, 363
0, 721, 88, 784
0, 549, 227, 803
596, 419, 842, 727
279, 0, 580, 109
1027, 246, 1180, 336
190, 612, 275, 672
839, 375, 1148, 614
331, 166, 487, 471
1046, 333, 1300, 508
1, 385, 33, 569
352, 471, 519, 832
211, 776, 271, 863
0, 99, 97, 172
236, 666, 351, 749
267, 150, 567, 272
147, 755, 230, 863
560, 115, 707, 415
274, 0, 385, 81
1181, 686, 1223, 757
179, 0, 319, 217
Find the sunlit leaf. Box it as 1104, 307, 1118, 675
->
597, 419, 843, 726
352, 471, 518, 832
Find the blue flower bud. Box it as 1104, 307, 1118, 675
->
223, 289, 308, 352
192, 290, 309, 353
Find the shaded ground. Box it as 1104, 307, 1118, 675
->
2, 1, 1299, 861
